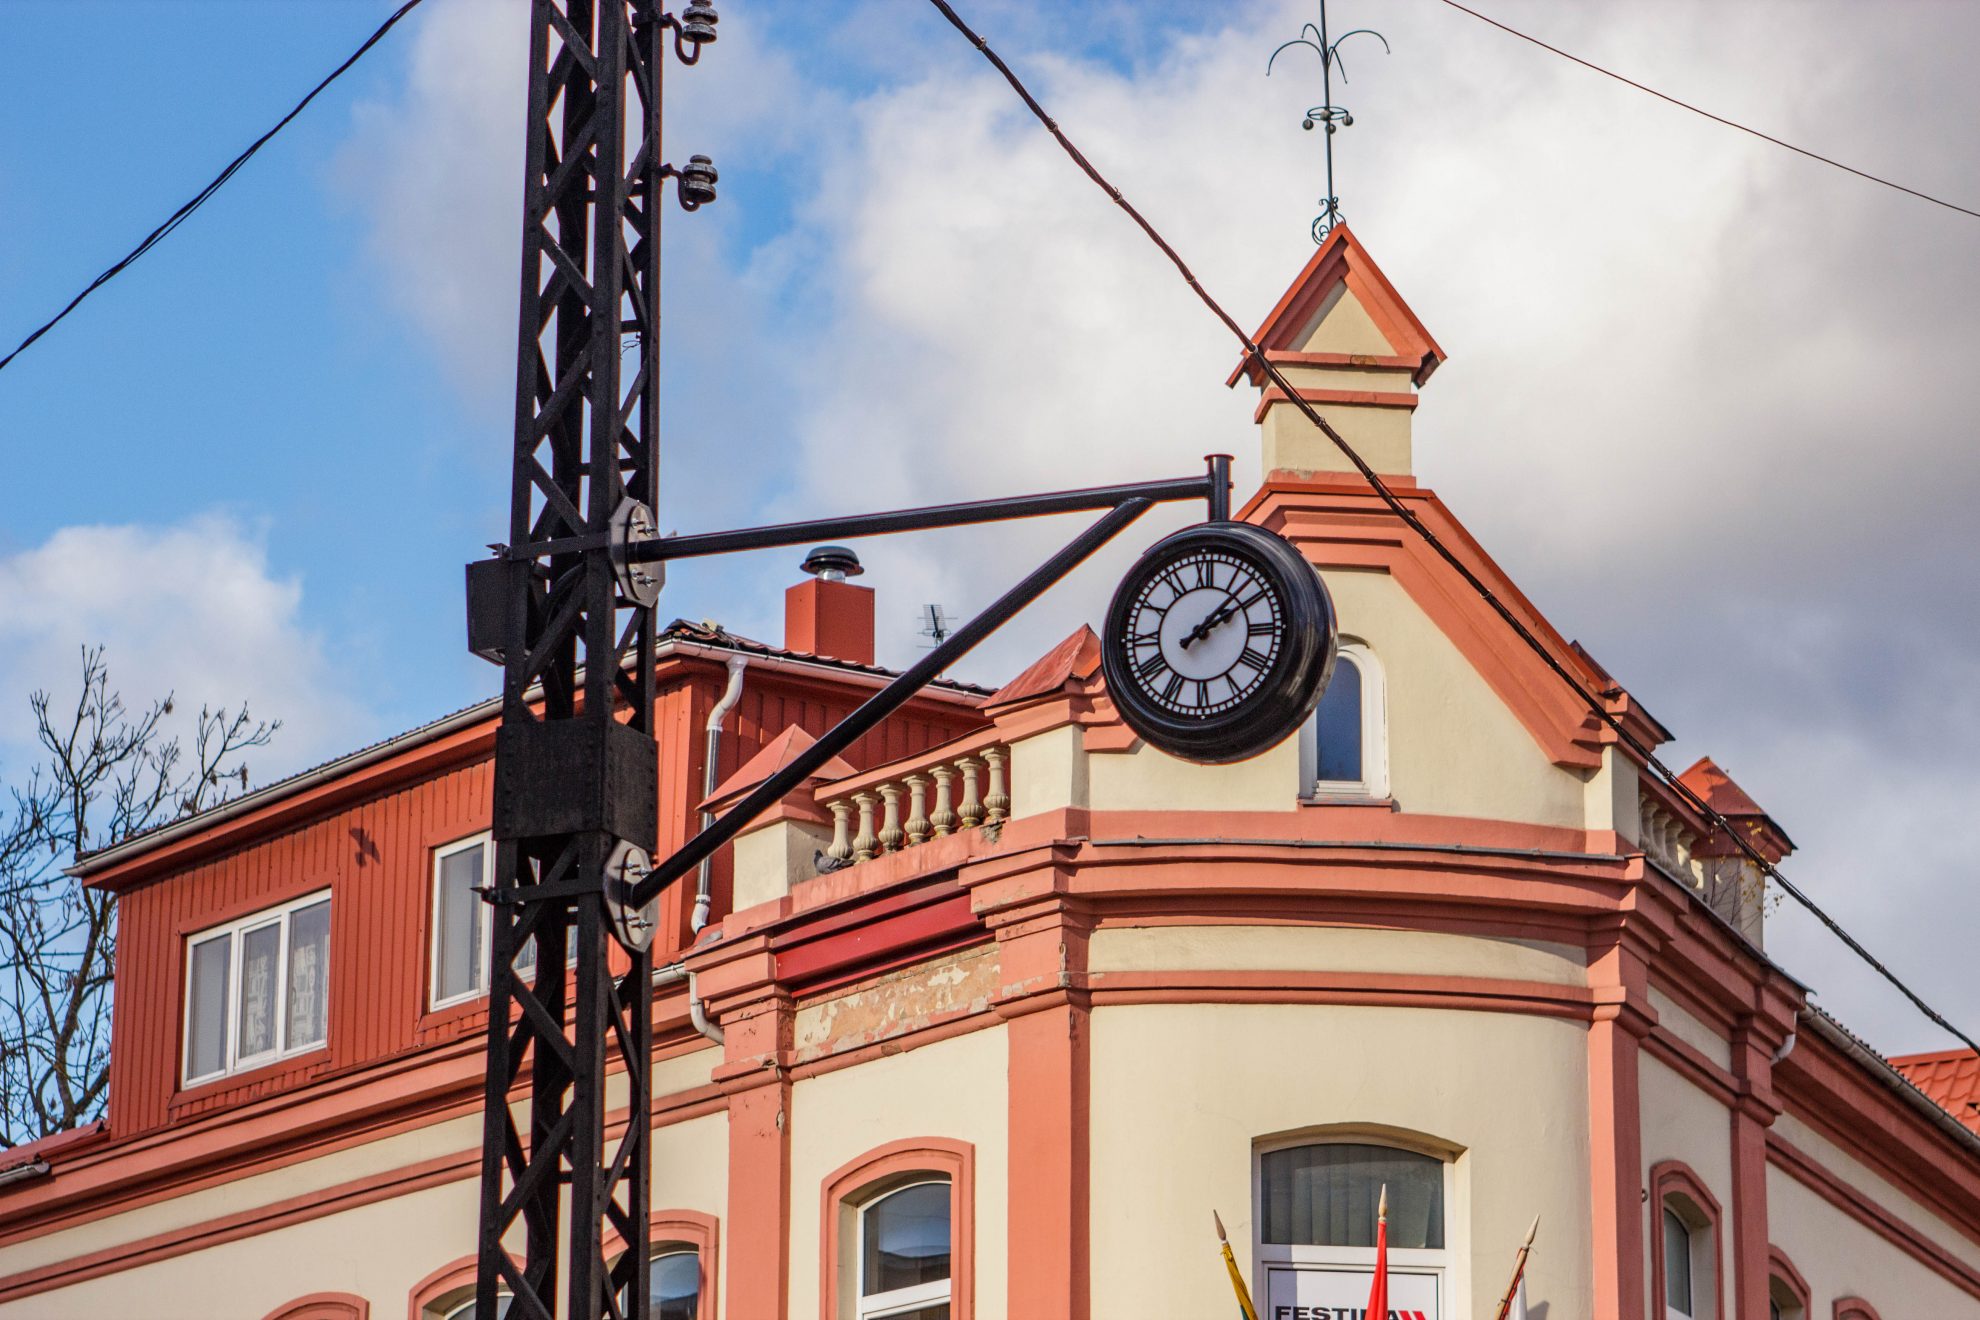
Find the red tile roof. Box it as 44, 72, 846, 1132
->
1889, 1048, 1980, 1135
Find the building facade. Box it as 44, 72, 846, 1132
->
2, 228, 1977, 1320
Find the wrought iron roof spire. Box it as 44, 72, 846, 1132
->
1268, 0, 1390, 244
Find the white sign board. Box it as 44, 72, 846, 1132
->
1260, 1262, 1441, 1320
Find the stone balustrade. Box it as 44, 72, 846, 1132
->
815, 731, 1011, 866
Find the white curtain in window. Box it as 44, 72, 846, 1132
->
286, 898, 331, 1047
237, 922, 281, 1058
1260, 1143, 1444, 1250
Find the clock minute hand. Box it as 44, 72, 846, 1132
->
1181, 594, 1240, 649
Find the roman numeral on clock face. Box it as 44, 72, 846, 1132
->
1238, 645, 1272, 673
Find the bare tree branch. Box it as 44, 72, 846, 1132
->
0, 647, 277, 1147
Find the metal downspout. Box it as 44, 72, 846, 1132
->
693, 655, 748, 934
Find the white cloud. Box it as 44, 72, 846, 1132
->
333, 0, 1980, 1051
0, 515, 374, 786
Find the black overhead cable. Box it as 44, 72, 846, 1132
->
1432, 0, 1980, 224
925, 0, 1980, 1058
0, 0, 429, 379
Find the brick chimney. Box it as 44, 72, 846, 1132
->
785, 545, 875, 665
1228, 224, 1445, 480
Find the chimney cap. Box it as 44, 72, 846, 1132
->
800, 545, 864, 581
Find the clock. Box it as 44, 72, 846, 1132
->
1100, 521, 1337, 764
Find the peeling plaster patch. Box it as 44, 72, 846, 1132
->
793, 945, 1000, 1063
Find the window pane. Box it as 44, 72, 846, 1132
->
1664, 1208, 1693, 1313
652, 1250, 700, 1320
1313, 655, 1363, 784
286, 899, 330, 1048
862, 1182, 951, 1296
1260, 1143, 1444, 1249
437, 844, 486, 1000
237, 922, 281, 1058
187, 934, 231, 1079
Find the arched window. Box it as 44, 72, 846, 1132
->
1254, 1137, 1452, 1317
1766, 1246, 1809, 1320
1650, 1162, 1722, 1320
1301, 642, 1386, 799
822, 1139, 974, 1320
858, 1180, 951, 1318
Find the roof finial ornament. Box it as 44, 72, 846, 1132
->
1268, 0, 1390, 244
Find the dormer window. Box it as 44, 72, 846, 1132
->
431, 833, 539, 1008
1301, 641, 1387, 800
183, 891, 331, 1086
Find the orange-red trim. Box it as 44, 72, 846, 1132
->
1227, 224, 1445, 388
600, 1209, 722, 1320
1251, 385, 1419, 423
1766, 1132, 1980, 1301
406, 1252, 477, 1320
1649, 1160, 1725, 1320
818, 1138, 975, 1320
262, 1293, 370, 1320
1766, 1245, 1811, 1313
1833, 1300, 1883, 1320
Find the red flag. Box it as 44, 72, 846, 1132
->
1366, 1184, 1389, 1320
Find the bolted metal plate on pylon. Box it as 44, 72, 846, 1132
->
604, 838, 661, 954
608, 497, 664, 607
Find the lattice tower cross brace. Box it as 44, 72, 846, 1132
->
471, 1, 702, 1316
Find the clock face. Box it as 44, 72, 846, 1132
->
1120, 549, 1285, 717
1101, 522, 1337, 764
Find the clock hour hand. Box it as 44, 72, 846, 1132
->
1181, 594, 1240, 649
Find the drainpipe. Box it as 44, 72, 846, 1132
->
653, 959, 725, 1046
692, 655, 748, 935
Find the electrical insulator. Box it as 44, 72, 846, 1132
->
680, 0, 719, 46
679, 155, 719, 208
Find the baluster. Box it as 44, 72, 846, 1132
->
983, 746, 1009, 824
929, 765, 956, 837
826, 798, 854, 864
852, 792, 878, 862
957, 757, 983, 829
905, 774, 930, 847
878, 783, 905, 854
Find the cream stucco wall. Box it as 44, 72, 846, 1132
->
1767, 1161, 1980, 1315
787, 1026, 1010, 1320
1637, 1053, 1736, 1319
1321, 569, 1588, 828
1090, 923, 1587, 987
1088, 1001, 1594, 1320
2, 1048, 729, 1320
1771, 1110, 1980, 1276
1647, 988, 1733, 1073
1083, 733, 1303, 815
4, 1177, 480, 1320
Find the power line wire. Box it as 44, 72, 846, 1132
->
1432, 0, 1980, 223
0, 0, 429, 380
925, 0, 1980, 1058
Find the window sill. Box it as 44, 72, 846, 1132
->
1299, 794, 1398, 810
172, 1045, 331, 1111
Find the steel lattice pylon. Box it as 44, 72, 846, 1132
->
473, 3, 706, 1316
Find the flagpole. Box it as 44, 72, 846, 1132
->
1492, 1214, 1541, 1320
1365, 1184, 1389, 1320
1212, 1210, 1261, 1320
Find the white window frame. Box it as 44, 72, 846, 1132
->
1253, 1135, 1457, 1318
430, 833, 567, 1010
855, 1177, 953, 1319
1299, 640, 1389, 800
1663, 1197, 1714, 1320
181, 889, 331, 1087
431, 832, 495, 1009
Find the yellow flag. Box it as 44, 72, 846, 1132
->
1213, 1210, 1260, 1320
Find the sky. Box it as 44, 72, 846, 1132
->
2, 0, 1977, 1056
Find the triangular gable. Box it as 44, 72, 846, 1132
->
985, 625, 1102, 710
703, 725, 856, 812
1227, 224, 1445, 388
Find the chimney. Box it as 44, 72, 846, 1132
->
1228, 224, 1445, 480
784, 546, 875, 665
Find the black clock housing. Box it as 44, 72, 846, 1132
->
1100, 521, 1337, 764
